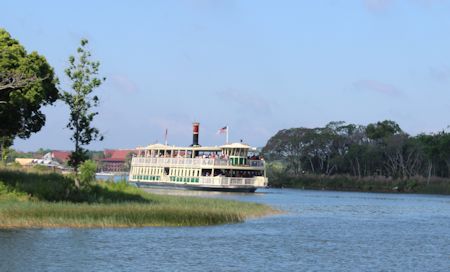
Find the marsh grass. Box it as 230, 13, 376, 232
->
0, 169, 276, 228
0, 200, 272, 228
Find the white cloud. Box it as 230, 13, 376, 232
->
353, 79, 403, 96
110, 74, 139, 93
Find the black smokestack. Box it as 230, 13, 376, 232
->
192, 122, 199, 146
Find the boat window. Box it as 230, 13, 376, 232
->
201, 169, 212, 176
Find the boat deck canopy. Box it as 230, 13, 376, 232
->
136, 144, 222, 152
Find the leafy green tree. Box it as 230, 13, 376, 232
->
0, 28, 59, 163
0, 136, 13, 163
366, 120, 402, 141
62, 39, 105, 188
79, 160, 97, 186
437, 131, 450, 177
263, 120, 450, 183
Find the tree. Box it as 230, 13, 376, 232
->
79, 160, 98, 186
366, 120, 402, 141
62, 39, 105, 188
416, 133, 440, 183
262, 127, 313, 175
0, 29, 59, 162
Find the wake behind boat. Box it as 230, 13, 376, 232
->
128, 123, 268, 192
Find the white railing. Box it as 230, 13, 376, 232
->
198, 176, 266, 187
131, 157, 265, 168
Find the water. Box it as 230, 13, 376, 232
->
95, 173, 128, 182
1, 189, 449, 272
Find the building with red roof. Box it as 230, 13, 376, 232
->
50, 151, 71, 164
100, 149, 136, 172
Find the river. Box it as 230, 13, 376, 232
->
1, 189, 449, 271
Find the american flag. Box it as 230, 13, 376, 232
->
217, 126, 228, 134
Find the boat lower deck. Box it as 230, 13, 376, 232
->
130, 181, 258, 192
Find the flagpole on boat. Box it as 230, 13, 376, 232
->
226, 125, 229, 144
164, 129, 168, 145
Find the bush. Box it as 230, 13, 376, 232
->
79, 160, 97, 186
32, 164, 52, 172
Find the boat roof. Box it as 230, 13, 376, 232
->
136, 143, 221, 151
136, 142, 252, 151
220, 143, 251, 149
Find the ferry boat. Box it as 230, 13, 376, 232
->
128, 123, 268, 192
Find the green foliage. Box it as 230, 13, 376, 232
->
366, 120, 402, 140
79, 160, 97, 186
0, 169, 275, 227
0, 168, 143, 203
264, 120, 450, 184
68, 149, 89, 173
0, 137, 13, 164
62, 39, 105, 175
268, 171, 450, 195
0, 181, 30, 201
0, 198, 273, 228
0, 28, 59, 155
8, 161, 22, 169
32, 164, 52, 173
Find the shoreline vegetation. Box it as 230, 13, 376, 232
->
0, 168, 277, 229
263, 120, 450, 195
268, 173, 450, 195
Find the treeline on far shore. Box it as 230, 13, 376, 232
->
263, 120, 450, 194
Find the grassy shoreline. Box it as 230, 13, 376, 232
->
269, 174, 450, 195
0, 169, 277, 228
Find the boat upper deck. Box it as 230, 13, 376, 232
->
131, 156, 265, 168
133, 143, 265, 169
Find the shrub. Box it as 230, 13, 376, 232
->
79, 160, 97, 186
32, 164, 52, 172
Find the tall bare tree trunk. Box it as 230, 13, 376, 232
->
427, 161, 432, 185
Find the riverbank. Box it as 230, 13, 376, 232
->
0, 169, 276, 228
269, 174, 450, 195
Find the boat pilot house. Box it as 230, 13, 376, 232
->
129, 123, 268, 192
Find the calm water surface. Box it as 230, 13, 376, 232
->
1, 189, 449, 271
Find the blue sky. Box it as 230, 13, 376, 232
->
2, 0, 450, 151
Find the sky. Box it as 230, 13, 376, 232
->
2, 0, 450, 151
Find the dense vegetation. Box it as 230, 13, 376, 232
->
0, 28, 59, 162
0, 168, 275, 228
263, 120, 450, 194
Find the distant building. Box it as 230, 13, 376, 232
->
15, 158, 34, 166
30, 152, 67, 169
100, 149, 136, 172
15, 153, 66, 169
50, 150, 71, 164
